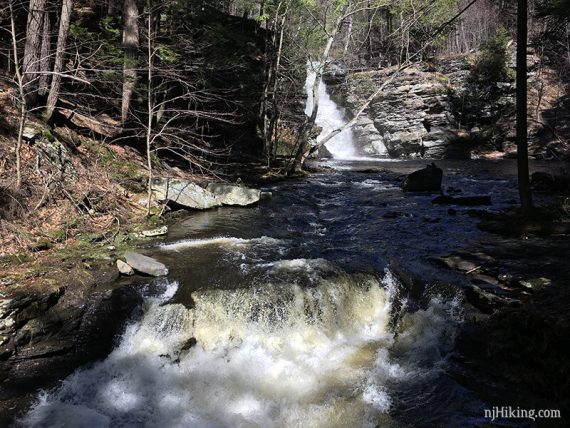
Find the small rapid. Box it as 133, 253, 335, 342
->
21, 257, 461, 428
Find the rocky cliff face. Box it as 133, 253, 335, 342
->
331, 66, 460, 158
328, 50, 570, 161
327, 57, 519, 160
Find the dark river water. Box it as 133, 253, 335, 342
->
20, 159, 567, 428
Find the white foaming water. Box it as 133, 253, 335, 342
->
22, 263, 461, 428
305, 66, 360, 160
159, 236, 283, 252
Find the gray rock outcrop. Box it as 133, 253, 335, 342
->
338, 67, 457, 158
152, 178, 222, 210
116, 259, 134, 276
152, 178, 264, 210
0, 269, 142, 421
206, 183, 261, 206
327, 56, 520, 159
124, 252, 169, 277
35, 139, 77, 181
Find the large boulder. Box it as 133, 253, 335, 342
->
323, 59, 348, 85
402, 163, 443, 192
206, 183, 261, 206
124, 252, 168, 277
152, 178, 221, 210
35, 139, 77, 181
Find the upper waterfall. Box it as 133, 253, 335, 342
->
304, 65, 360, 160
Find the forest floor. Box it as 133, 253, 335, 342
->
0, 77, 227, 294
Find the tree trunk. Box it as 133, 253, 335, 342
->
260, 15, 274, 163
9, 0, 27, 190
516, 0, 533, 211
366, 0, 373, 61
122, 0, 140, 125
269, 15, 286, 162
22, 0, 48, 105
45, 0, 74, 122
38, 12, 51, 97
146, 0, 154, 216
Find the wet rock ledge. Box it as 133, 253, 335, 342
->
0, 264, 143, 425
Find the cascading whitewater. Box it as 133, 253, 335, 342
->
305, 65, 360, 160
22, 254, 461, 428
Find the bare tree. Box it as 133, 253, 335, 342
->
38, 10, 50, 96
517, 0, 533, 211
45, 0, 74, 122
145, 0, 154, 214
122, 0, 139, 125
8, 0, 27, 190
22, 0, 47, 105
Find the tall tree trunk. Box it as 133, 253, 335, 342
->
366, 0, 373, 61
269, 15, 286, 161
9, 0, 27, 190
122, 0, 140, 125
516, 0, 533, 211
38, 12, 51, 97
260, 15, 274, 163
45, 0, 74, 122
146, 0, 154, 215
22, 0, 47, 105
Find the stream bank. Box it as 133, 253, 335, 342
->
0, 259, 139, 425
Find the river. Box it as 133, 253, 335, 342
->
18, 76, 568, 428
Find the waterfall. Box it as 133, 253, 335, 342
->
305, 66, 360, 160
21, 251, 461, 428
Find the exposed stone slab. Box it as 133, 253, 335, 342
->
116, 259, 134, 276
125, 252, 168, 277
152, 178, 221, 210
206, 183, 261, 206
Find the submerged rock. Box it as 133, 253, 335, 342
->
152, 178, 221, 210
124, 252, 168, 277
206, 183, 261, 206
402, 163, 443, 192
